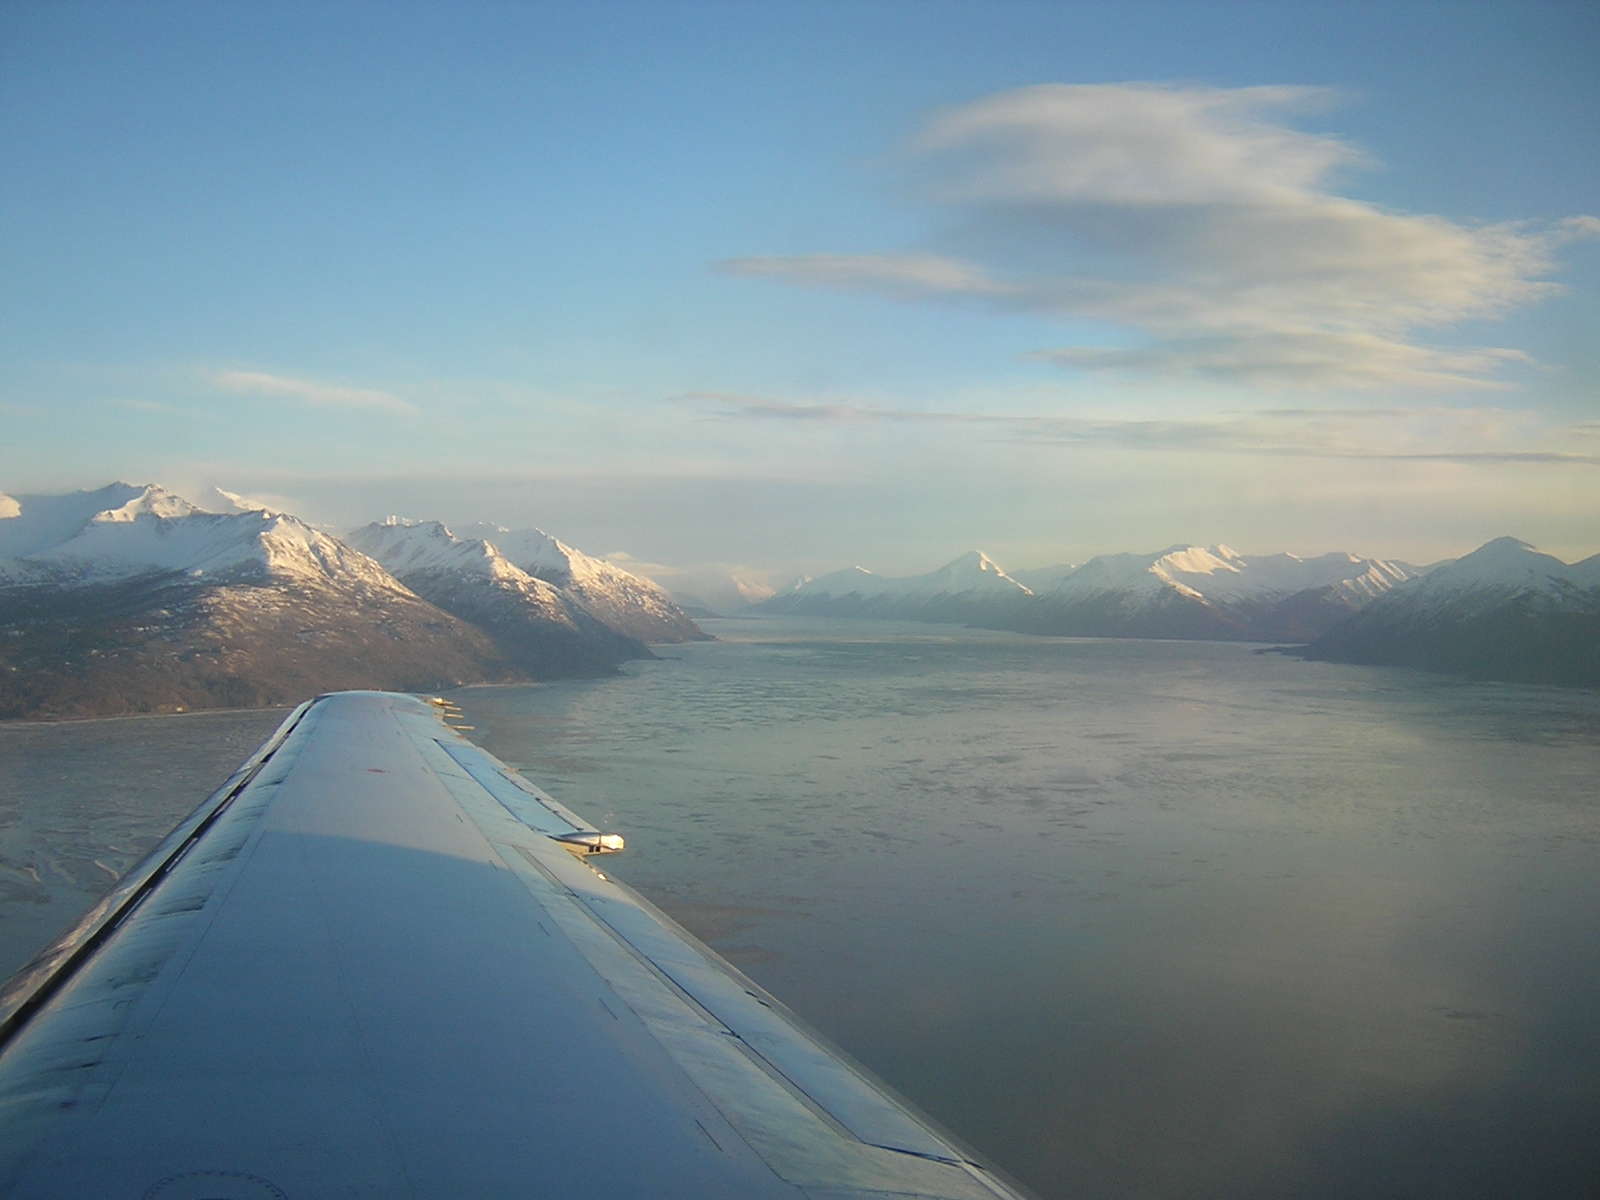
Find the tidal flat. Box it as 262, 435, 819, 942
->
2, 621, 1597, 1199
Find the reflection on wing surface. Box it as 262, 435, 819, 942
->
0, 691, 1033, 1200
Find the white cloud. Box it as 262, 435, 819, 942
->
723, 84, 1598, 392
211, 370, 417, 414
1031, 333, 1535, 392
114, 398, 195, 416
681, 391, 1600, 466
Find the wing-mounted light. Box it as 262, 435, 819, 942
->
550, 831, 625, 857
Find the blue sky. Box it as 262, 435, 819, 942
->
2, 1, 1596, 600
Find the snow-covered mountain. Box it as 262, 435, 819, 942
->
762, 552, 1034, 624
0, 483, 518, 718
794, 551, 1028, 600
1305, 537, 1600, 686
1007, 563, 1078, 593
0, 483, 410, 594
0, 484, 687, 719
1056, 545, 1411, 605
1351, 536, 1593, 612
456, 523, 707, 643
762, 545, 1418, 640
344, 519, 653, 675
1010, 545, 1422, 640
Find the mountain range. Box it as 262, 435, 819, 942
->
761, 538, 1600, 687
0, 484, 706, 719
3, 483, 1595, 714
763, 544, 1424, 642
1303, 537, 1600, 687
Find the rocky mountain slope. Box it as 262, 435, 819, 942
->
344, 520, 652, 675
763, 546, 1420, 641
0, 484, 708, 719
1304, 537, 1600, 687
456, 523, 708, 643
0, 484, 510, 719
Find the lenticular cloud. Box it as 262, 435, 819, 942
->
723, 83, 1598, 392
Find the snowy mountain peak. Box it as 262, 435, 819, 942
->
200, 488, 278, 515
351, 518, 705, 644
1307, 537, 1600, 686
1009, 562, 1078, 593
93, 484, 200, 523
345, 520, 531, 583
1396, 536, 1583, 603
1034, 543, 1419, 609
0, 482, 155, 560
250, 513, 409, 592
0, 483, 405, 593
925, 551, 1032, 594
1478, 535, 1535, 553
781, 553, 1030, 603
954, 550, 1005, 574
457, 523, 579, 579
1152, 546, 1244, 579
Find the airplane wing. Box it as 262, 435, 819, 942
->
0, 691, 1034, 1200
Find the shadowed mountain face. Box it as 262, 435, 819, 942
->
1304, 538, 1600, 688
0, 570, 510, 720
1000, 585, 1251, 641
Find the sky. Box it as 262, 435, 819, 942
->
1, 1, 1596, 603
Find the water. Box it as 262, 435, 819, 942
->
0, 707, 292, 979
1, 622, 1595, 1198
447, 619, 1600, 1200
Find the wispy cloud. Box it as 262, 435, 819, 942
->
211, 370, 417, 414
114, 398, 195, 416
678, 391, 1600, 466
722, 84, 1599, 392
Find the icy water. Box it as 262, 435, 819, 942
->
0, 707, 292, 980
449, 619, 1600, 1200
0, 623, 1596, 1199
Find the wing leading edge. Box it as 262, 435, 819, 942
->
0, 691, 1034, 1200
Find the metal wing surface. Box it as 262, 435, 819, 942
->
0, 691, 1033, 1200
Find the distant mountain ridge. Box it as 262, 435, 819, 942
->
0, 484, 707, 719
1304, 537, 1600, 687
5, 484, 1592, 707
768, 551, 1032, 625
764, 544, 1423, 642
763, 536, 1600, 687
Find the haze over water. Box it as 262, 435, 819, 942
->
451, 619, 1600, 1200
